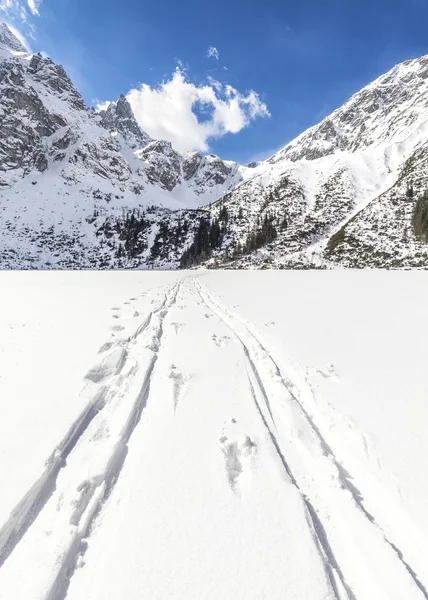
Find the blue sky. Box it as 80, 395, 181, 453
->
2, 0, 428, 163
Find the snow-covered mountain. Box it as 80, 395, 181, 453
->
207, 55, 428, 269
2, 20, 428, 269
0, 24, 246, 268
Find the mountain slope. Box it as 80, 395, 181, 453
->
2, 21, 428, 269
200, 55, 428, 269
0, 24, 246, 268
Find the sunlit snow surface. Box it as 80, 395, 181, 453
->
0, 271, 427, 600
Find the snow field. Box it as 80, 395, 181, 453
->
0, 271, 427, 599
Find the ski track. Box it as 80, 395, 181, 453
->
0, 275, 427, 600
0, 385, 108, 569
193, 277, 428, 600
0, 280, 182, 598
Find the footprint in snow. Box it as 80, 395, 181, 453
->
98, 341, 115, 354
212, 334, 230, 347
168, 365, 193, 412
169, 366, 185, 412
219, 419, 256, 491
133, 311, 140, 317
171, 322, 185, 334
265, 321, 275, 327
316, 364, 339, 382
91, 421, 111, 442
111, 325, 125, 332
85, 347, 126, 383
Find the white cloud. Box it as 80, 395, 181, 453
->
27, 0, 40, 15
94, 100, 112, 112
0, 0, 19, 13
207, 75, 223, 93
207, 46, 219, 60
126, 69, 269, 153
0, 0, 40, 28
0, 0, 41, 49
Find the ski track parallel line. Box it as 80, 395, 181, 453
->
44, 281, 182, 600
0, 385, 107, 570
196, 278, 353, 600
0, 281, 180, 574
243, 358, 353, 600
194, 277, 428, 600
206, 285, 428, 598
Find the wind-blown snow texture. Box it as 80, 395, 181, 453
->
0, 271, 428, 599
2, 22, 428, 268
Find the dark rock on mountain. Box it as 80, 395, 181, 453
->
99, 94, 151, 148
2, 21, 428, 270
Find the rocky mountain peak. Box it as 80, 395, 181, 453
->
100, 94, 151, 149
270, 54, 428, 164
0, 23, 27, 54
116, 94, 134, 119
27, 52, 86, 111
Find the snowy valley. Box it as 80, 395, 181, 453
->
1, 271, 428, 599
2, 20, 428, 600
2, 22, 428, 269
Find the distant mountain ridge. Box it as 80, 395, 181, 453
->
207, 52, 428, 268
1, 22, 428, 269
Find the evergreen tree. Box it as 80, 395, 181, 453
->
180, 213, 228, 268
412, 191, 428, 242
243, 213, 278, 254
219, 205, 229, 224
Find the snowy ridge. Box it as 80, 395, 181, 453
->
0, 24, 246, 269
271, 54, 428, 162
203, 55, 428, 269
0, 23, 27, 54
2, 21, 428, 267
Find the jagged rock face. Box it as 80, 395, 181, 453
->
182, 152, 236, 186
0, 53, 66, 185
270, 55, 428, 163
100, 95, 151, 149
3, 19, 428, 270
204, 55, 428, 270
134, 143, 242, 195
0, 23, 27, 53
192, 155, 234, 189
0, 24, 247, 268
66, 137, 133, 183
0, 29, 91, 188
97, 96, 245, 198
28, 53, 86, 111
137, 140, 182, 191
183, 152, 203, 180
